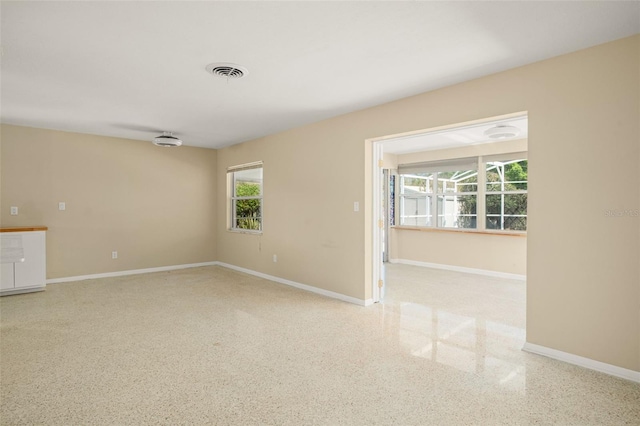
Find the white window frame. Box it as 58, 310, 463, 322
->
227, 161, 263, 234
484, 158, 528, 231
398, 170, 479, 230
398, 174, 433, 227
435, 170, 479, 229
396, 153, 527, 234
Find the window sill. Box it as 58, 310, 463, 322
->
391, 226, 526, 237
228, 228, 263, 235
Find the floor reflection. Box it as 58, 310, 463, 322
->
383, 263, 527, 391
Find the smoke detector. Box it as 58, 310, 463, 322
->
484, 125, 520, 140
153, 132, 182, 147
205, 62, 249, 79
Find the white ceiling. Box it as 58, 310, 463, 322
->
382, 116, 528, 154
1, 1, 638, 149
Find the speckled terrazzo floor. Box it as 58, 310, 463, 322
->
1, 264, 639, 425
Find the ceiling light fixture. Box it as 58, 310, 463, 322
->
484, 125, 520, 140
153, 132, 182, 147
205, 62, 249, 80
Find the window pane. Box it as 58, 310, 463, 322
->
389, 175, 395, 226
503, 193, 527, 216
456, 182, 477, 193
401, 174, 432, 194
400, 196, 431, 227
234, 168, 263, 196
437, 195, 476, 229
486, 160, 527, 191
486, 194, 502, 215
487, 216, 527, 231
437, 170, 477, 193
504, 216, 527, 231
487, 193, 528, 215
486, 182, 502, 192
235, 198, 262, 230
486, 194, 527, 231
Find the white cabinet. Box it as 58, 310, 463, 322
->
0, 262, 15, 291
0, 230, 47, 295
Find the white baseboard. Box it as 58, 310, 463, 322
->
46, 261, 219, 284
389, 258, 526, 281
46, 260, 371, 307
216, 262, 370, 307
523, 342, 640, 383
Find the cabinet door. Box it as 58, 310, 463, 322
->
0, 263, 15, 290
14, 232, 46, 289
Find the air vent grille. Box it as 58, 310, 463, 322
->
153, 133, 182, 147
205, 62, 248, 79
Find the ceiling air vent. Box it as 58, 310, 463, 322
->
205, 62, 249, 79
153, 132, 182, 147
484, 125, 520, 140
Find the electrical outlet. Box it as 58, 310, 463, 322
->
353, 201, 359, 212
58, 202, 66, 211
273, 254, 277, 263
112, 251, 118, 259
10, 206, 18, 216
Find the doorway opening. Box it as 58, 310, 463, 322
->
370, 112, 528, 304
368, 112, 529, 374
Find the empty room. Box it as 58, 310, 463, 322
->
1, 1, 639, 425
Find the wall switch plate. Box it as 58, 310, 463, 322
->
112, 251, 118, 259
273, 254, 277, 263
353, 201, 359, 212
10, 206, 18, 215
58, 202, 66, 211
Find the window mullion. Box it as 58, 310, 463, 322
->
477, 156, 486, 231
432, 173, 438, 227
399, 176, 405, 225
231, 174, 237, 228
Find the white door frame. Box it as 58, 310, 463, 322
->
368, 112, 529, 303
370, 140, 384, 303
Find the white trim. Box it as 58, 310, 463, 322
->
0, 286, 45, 296
388, 258, 526, 281
45, 260, 372, 306
216, 262, 371, 306
523, 342, 640, 383
371, 140, 384, 303
46, 261, 218, 284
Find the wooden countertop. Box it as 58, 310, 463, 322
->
0, 226, 48, 233
391, 225, 526, 237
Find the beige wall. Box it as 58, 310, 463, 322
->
382, 152, 397, 169
216, 127, 365, 298
217, 35, 639, 371
396, 138, 527, 164
390, 138, 528, 275
390, 229, 526, 275
0, 125, 218, 278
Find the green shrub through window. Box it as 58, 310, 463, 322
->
228, 163, 263, 232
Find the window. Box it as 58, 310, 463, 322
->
396, 154, 527, 232
486, 159, 527, 231
228, 162, 263, 232
399, 173, 433, 226
436, 169, 478, 229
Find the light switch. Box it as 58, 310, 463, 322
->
58, 202, 66, 211
10, 206, 18, 215
353, 202, 359, 212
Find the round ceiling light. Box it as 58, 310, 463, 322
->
205, 62, 249, 79
153, 132, 182, 147
484, 125, 520, 140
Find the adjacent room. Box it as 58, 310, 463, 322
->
1, 1, 639, 425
